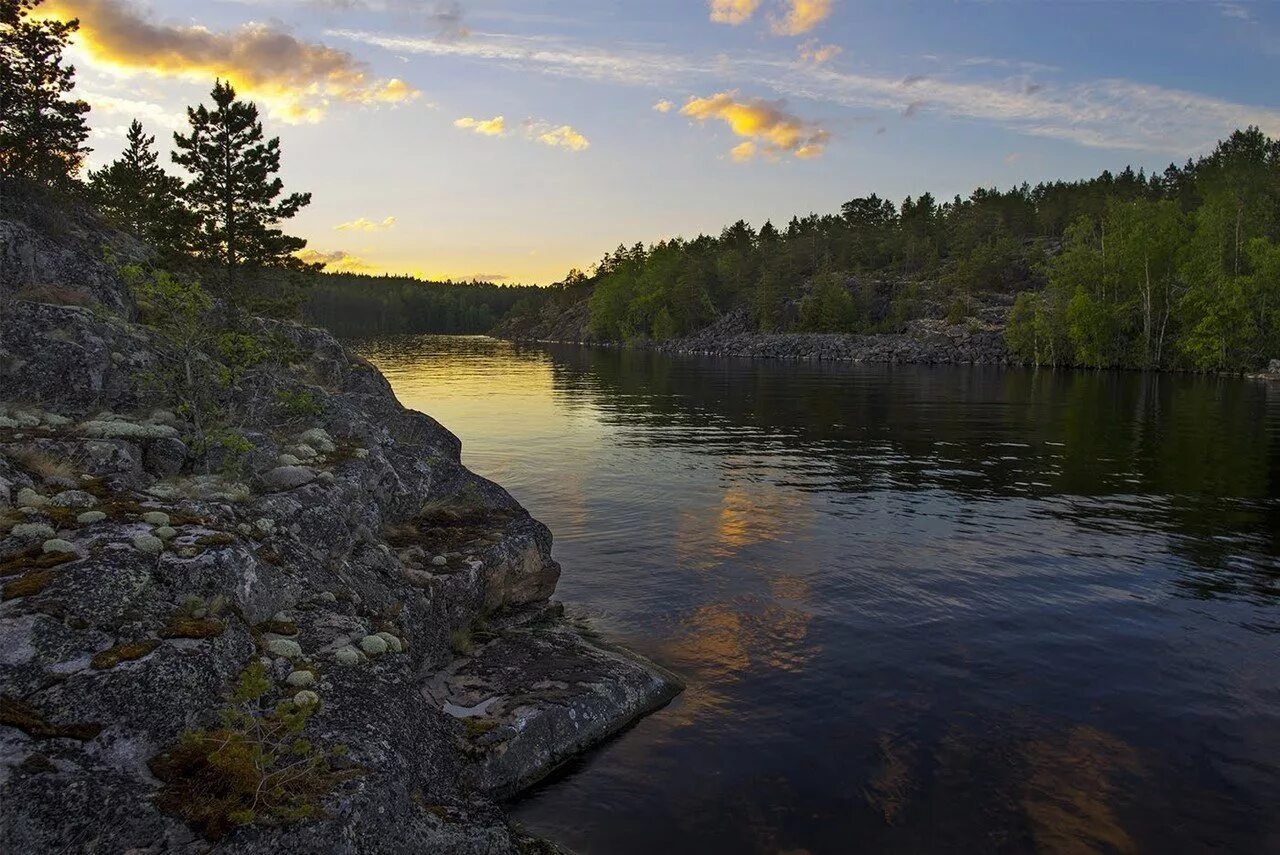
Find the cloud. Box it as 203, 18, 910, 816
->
799, 41, 841, 66
308, 0, 470, 38
333, 28, 1280, 153
454, 115, 507, 136
41, 0, 419, 123
678, 92, 830, 161
709, 0, 762, 26
653, 99, 675, 113
335, 216, 396, 231
525, 121, 590, 151
1216, 2, 1252, 20
296, 248, 372, 271
771, 0, 834, 36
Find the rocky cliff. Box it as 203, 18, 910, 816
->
0, 199, 680, 853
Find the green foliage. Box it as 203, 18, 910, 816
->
276, 389, 323, 420
122, 264, 213, 338
0, 0, 90, 186
798, 273, 861, 333
150, 660, 356, 840
214, 332, 269, 386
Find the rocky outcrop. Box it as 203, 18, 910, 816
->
656, 306, 1010, 365
0, 204, 680, 852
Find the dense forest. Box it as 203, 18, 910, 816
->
303, 273, 540, 337
509, 129, 1279, 373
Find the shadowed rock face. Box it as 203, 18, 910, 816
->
0, 202, 680, 853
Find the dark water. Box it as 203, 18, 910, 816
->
358, 336, 1280, 855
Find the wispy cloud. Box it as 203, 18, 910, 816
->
336, 216, 397, 231
332, 28, 1280, 153
454, 115, 507, 136
43, 0, 419, 123
297, 248, 372, 271
678, 92, 829, 161
799, 41, 842, 66
771, 0, 834, 36
653, 99, 675, 113
1216, 2, 1253, 21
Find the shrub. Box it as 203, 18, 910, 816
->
150, 661, 356, 840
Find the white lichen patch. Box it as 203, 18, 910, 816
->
334, 645, 362, 665
359, 634, 389, 656
12, 522, 56, 541
41, 538, 77, 554
131, 534, 164, 554
141, 511, 170, 527
76, 511, 107, 525
265, 638, 303, 658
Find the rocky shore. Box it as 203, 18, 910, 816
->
493, 296, 1013, 366
0, 204, 681, 852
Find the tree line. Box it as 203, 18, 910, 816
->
0, 0, 520, 333
304, 273, 542, 337
539, 136, 1277, 372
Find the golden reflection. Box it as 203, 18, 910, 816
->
675, 478, 812, 567
1019, 725, 1142, 854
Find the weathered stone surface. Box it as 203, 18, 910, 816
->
143, 436, 188, 477
0, 198, 681, 853
259, 465, 316, 492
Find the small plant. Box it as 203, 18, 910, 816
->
275, 388, 323, 420
149, 660, 356, 840
214, 332, 269, 387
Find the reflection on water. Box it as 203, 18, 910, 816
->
359, 335, 1280, 855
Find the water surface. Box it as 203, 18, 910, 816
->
359, 336, 1280, 855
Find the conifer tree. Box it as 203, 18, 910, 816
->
0, 0, 91, 186
89, 120, 192, 255
172, 80, 311, 294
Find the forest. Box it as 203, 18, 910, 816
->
303, 273, 541, 337
521, 130, 1279, 373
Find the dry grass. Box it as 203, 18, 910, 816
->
91, 640, 160, 670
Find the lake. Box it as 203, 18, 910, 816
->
358, 335, 1280, 855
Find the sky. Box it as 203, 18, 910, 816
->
40, 0, 1280, 284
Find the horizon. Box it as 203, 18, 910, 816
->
41, 0, 1280, 284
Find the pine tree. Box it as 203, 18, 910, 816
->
172, 80, 311, 295
0, 0, 91, 186
89, 120, 193, 255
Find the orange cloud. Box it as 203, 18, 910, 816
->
453, 115, 507, 136
296, 248, 372, 272
525, 121, 590, 151
710, 0, 763, 25
653, 99, 675, 113
771, 0, 835, 35
41, 0, 418, 123
679, 92, 830, 161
